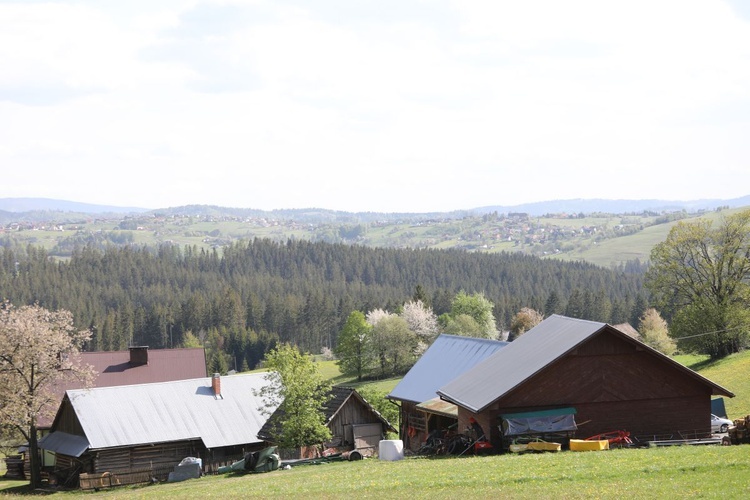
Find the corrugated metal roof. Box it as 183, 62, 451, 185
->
438, 315, 603, 412
64, 372, 277, 450
38, 431, 90, 458
438, 314, 735, 413
388, 334, 508, 404
41, 348, 208, 429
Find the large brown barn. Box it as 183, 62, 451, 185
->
438, 315, 734, 450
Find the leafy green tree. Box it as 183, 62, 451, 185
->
0, 303, 94, 488
440, 313, 485, 338
445, 291, 497, 339
257, 344, 331, 449
370, 315, 418, 377
357, 386, 398, 435
335, 311, 373, 381
181, 330, 203, 348
645, 210, 750, 358
637, 308, 676, 355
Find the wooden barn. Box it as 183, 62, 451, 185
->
387, 334, 508, 451
39, 372, 277, 486
258, 386, 395, 459
438, 315, 735, 450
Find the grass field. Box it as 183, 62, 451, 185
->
1, 444, 748, 498
678, 351, 750, 418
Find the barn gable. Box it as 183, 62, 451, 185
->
439, 315, 733, 413
437, 315, 734, 445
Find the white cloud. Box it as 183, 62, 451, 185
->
1, 0, 749, 211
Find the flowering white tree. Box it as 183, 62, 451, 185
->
401, 300, 439, 340
400, 300, 439, 354
366, 308, 393, 326
0, 303, 94, 487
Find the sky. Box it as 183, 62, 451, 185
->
1, 0, 749, 213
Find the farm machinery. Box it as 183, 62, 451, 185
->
722, 415, 750, 445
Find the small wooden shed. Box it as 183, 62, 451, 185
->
438, 315, 735, 450
258, 386, 395, 459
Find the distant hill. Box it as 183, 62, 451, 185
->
474, 196, 750, 217
2, 196, 748, 222
0, 197, 149, 214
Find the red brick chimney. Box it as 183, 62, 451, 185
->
212, 373, 221, 398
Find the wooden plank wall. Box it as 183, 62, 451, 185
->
329, 397, 385, 446
94, 441, 202, 473
479, 331, 715, 444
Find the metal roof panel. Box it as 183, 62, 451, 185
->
438, 315, 605, 412
388, 334, 507, 404
65, 372, 276, 450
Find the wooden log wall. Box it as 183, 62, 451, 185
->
94, 440, 202, 473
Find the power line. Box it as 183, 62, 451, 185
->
672, 325, 746, 341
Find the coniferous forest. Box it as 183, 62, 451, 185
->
0, 238, 646, 373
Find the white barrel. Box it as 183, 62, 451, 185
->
378, 439, 404, 461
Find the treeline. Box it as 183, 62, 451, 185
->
0, 239, 646, 371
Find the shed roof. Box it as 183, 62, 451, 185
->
438, 314, 734, 413
388, 334, 507, 404
45, 372, 276, 453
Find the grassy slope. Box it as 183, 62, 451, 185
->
554, 207, 745, 267
1, 445, 747, 498
675, 351, 750, 418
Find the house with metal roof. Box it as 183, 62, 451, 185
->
437, 315, 734, 450
387, 334, 508, 450
40, 372, 277, 484
42, 346, 207, 430
34, 346, 208, 474
258, 386, 396, 459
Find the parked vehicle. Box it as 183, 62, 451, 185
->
711, 414, 732, 433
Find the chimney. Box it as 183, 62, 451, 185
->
212, 373, 222, 398
129, 346, 149, 366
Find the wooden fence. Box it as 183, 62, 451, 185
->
79, 464, 173, 490
78, 455, 246, 490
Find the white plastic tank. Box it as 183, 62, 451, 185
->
378, 440, 404, 461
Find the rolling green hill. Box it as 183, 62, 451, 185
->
4, 206, 747, 269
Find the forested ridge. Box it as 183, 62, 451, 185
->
0, 238, 645, 371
